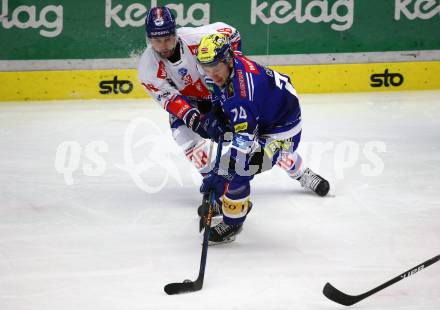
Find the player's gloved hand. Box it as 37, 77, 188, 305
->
200, 171, 228, 199
199, 111, 228, 142
183, 108, 209, 138
184, 108, 227, 141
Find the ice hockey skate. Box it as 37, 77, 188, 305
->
208, 221, 243, 245
298, 168, 330, 196
198, 201, 253, 245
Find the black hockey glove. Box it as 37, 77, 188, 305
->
199, 110, 228, 142
184, 108, 227, 142
183, 108, 209, 138
200, 170, 229, 202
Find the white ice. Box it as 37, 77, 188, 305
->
0, 91, 439, 310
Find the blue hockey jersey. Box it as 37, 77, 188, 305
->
209, 55, 302, 155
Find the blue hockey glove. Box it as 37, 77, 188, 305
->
200, 171, 228, 199
199, 111, 228, 142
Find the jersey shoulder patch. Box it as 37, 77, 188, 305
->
235, 68, 256, 102
235, 69, 248, 99
236, 55, 260, 75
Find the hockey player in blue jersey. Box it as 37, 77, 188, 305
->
196, 34, 330, 245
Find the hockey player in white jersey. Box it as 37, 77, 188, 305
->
138, 7, 241, 174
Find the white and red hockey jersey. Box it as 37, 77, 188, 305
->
138, 22, 241, 119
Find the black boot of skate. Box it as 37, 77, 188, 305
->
208, 221, 243, 245
298, 168, 330, 197
207, 202, 252, 245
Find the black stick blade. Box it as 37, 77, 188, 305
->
164, 280, 202, 295
323, 282, 360, 306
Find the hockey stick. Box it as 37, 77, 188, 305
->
323, 254, 440, 306
164, 138, 223, 295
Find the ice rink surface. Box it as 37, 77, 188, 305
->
0, 90, 439, 310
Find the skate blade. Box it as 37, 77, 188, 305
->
207, 235, 237, 246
